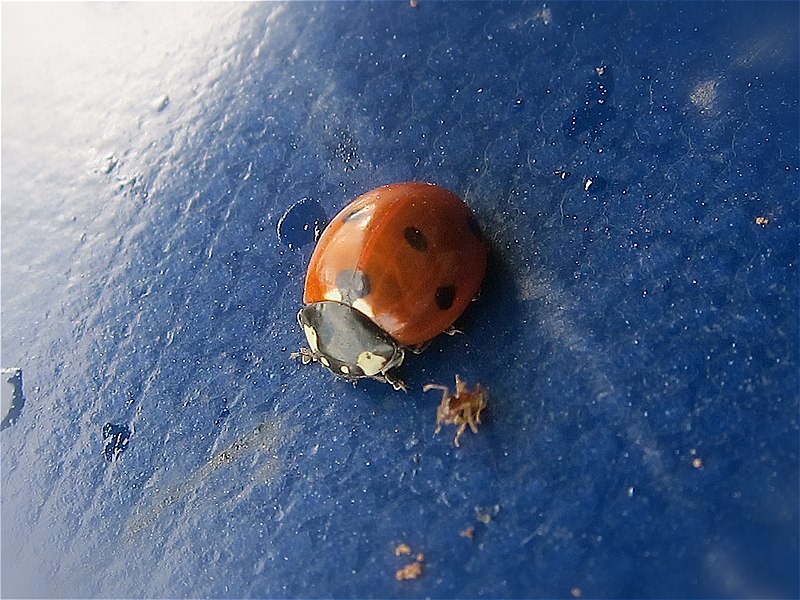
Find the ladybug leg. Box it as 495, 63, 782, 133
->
383, 370, 408, 392
290, 347, 317, 365
373, 370, 408, 392
409, 341, 432, 354
443, 325, 463, 336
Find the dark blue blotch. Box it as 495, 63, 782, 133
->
214, 406, 230, 427
102, 422, 131, 462
564, 65, 615, 142
277, 198, 328, 250
584, 174, 608, 196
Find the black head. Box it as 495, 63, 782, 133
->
297, 301, 404, 381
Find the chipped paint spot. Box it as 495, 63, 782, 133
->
690, 79, 719, 114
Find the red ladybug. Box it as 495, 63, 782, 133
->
294, 182, 487, 390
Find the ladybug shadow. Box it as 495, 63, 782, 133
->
400, 241, 529, 393
369, 240, 533, 457
347, 235, 536, 462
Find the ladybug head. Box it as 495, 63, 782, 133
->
296, 301, 406, 389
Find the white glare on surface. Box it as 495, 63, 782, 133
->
2, 2, 252, 183
1, 4, 256, 597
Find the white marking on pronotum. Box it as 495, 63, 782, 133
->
356, 351, 387, 376
319, 356, 331, 368
303, 324, 320, 353
352, 298, 375, 319
340, 365, 350, 375
325, 289, 343, 302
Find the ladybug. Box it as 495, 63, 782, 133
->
293, 182, 487, 390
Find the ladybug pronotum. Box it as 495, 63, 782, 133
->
293, 182, 487, 390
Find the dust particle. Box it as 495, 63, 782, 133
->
459, 526, 475, 539
537, 7, 552, 25
690, 79, 719, 113
395, 560, 424, 581
394, 543, 412, 556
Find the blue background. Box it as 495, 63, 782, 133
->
2, 2, 798, 597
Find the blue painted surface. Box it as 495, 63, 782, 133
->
2, 2, 797, 597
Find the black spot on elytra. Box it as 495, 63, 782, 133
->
404, 226, 428, 251
435, 284, 456, 310
466, 213, 483, 239
336, 268, 371, 302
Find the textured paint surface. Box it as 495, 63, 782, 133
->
2, 2, 798, 597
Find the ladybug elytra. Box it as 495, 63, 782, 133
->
294, 182, 487, 390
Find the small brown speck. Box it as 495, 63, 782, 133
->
394, 543, 412, 556
423, 375, 488, 447
459, 526, 475, 539
409, 0, 419, 6
692, 457, 704, 469
475, 504, 501, 525
395, 560, 423, 581
755, 216, 770, 226
596, 66, 606, 75
393, 544, 425, 582
571, 586, 583, 598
